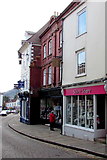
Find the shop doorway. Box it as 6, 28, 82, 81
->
97, 95, 105, 129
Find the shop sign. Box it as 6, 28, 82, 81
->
64, 85, 106, 96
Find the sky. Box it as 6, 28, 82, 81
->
0, 0, 72, 93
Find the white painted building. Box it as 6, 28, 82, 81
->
62, 0, 107, 141
0, 93, 3, 112
18, 31, 34, 123
6, 99, 20, 110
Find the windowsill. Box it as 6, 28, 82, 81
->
43, 57, 46, 60
58, 47, 62, 50
47, 53, 52, 57
76, 31, 87, 39
75, 73, 87, 78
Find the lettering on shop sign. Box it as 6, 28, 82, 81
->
73, 89, 92, 95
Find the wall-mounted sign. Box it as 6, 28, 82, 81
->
64, 85, 106, 96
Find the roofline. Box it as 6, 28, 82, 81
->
39, 1, 81, 38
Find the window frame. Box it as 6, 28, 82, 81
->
43, 44, 46, 59
48, 39, 52, 55
48, 66, 52, 84
76, 49, 86, 76
59, 30, 62, 48
77, 8, 87, 36
43, 69, 46, 86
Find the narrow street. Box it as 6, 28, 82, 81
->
1, 114, 106, 159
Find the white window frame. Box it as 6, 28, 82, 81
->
43, 44, 46, 59
48, 66, 52, 84
48, 39, 52, 55
77, 8, 87, 36
76, 49, 86, 76
59, 31, 62, 48
43, 69, 46, 85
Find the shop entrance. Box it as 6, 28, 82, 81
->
97, 95, 105, 129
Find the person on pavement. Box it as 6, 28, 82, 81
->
49, 110, 56, 131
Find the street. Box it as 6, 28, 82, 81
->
1, 114, 106, 159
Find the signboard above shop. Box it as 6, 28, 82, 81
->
64, 85, 106, 96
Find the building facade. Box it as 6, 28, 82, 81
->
62, 0, 107, 140
0, 93, 3, 112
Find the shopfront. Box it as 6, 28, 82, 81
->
63, 84, 107, 141
40, 87, 62, 127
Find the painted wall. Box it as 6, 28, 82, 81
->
63, 1, 106, 86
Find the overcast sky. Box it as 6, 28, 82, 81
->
0, 0, 72, 93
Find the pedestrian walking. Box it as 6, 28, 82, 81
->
49, 110, 56, 131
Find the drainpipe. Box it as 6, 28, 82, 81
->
53, 32, 56, 87
60, 19, 64, 135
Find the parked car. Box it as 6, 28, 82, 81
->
0, 110, 7, 116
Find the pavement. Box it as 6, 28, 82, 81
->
8, 114, 107, 158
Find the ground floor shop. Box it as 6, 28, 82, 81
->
19, 91, 40, 124
40, 87, 63, 127
63, 84, 107, 141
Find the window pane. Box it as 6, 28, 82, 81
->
79, 95, 85, 127
66, 96, 71, 124
86, 95, 94, 129
72, 96, 78, 125
77, 51, 86, 75
49, 40, 52, 55
48, 66, 52, 84
43, 45, 46, 58
43, 69, 46, 85
78, 11, 86, 35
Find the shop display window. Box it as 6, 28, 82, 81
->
66, 96, 71, 124
72, 96, 78, 125
79, 95, 85, 127
86, 95, 94, 129
66, 95, 94, 129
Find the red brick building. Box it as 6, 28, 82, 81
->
18, 1, 79, 125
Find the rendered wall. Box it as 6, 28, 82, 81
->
63, 1, 105, 86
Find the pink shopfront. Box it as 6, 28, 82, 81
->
63, 85, 107, 141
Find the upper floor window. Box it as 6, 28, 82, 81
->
77, 50, 86, 75
48, 39, 52, 55
43, 69, 46, 85
78, 8, 86, 36
43, 44, 46, 58
59, 31, 62, 48
48, 66, 52, 84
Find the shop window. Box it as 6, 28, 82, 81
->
40, 99, 47, 119
66, 96, 71, 124
79, 95, 85, 127
66, 95, 94, 129
72, 96, 78, 125
86, 95, 94, 129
